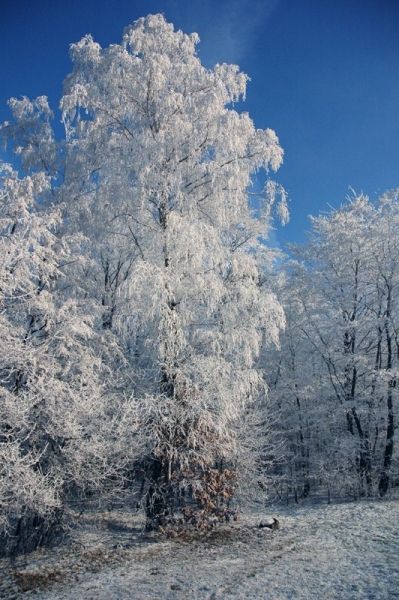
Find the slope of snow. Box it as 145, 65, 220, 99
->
1, 499, 398, 599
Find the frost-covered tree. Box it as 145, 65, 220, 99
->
368, 191, 399, 495
0, 13, 287, 541
0, 162, 136, 554
58, 14, 286, 529
268, 192, 399, 501
0, 164, 63, 554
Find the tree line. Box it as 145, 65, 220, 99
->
267, 192, 398, 503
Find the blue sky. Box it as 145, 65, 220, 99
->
0, 0, 398, 243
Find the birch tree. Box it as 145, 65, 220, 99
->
60, 14, 286, 529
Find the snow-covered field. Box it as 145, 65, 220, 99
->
1, 499, 398, 599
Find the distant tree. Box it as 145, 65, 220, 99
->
369, 192, 399, 495
268, 192, 399, 501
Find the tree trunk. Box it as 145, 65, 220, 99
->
379, 293, 395, 497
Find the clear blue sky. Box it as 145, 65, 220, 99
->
1, 0, 398, 243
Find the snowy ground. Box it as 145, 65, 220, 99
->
1, 499, 398, 599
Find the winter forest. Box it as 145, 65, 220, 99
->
0, 12, 397, 576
